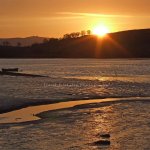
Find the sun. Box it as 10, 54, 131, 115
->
92, 25, 109, 37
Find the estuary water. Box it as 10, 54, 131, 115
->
0, 59, 149, 102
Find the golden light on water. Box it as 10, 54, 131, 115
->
92, 24, 110, 37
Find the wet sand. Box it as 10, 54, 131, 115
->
0, 97, 149, 124
0, 98, 150, 150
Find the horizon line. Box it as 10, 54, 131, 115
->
0, 28, 149, 39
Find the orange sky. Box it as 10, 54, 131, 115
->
0, 0, 150, 38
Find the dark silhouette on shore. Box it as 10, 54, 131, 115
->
0, 68, 48, 77
0, 29, 150, 58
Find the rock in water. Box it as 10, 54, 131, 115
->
94, 140, 111, 146
100, 134, 110, 138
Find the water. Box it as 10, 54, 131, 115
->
0, 59, 149, 101
0, 59, 150, 150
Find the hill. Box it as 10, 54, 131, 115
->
0, 29, 150, 58
0, 36, 48, 47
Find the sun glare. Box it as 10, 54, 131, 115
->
92, 25, 109, 37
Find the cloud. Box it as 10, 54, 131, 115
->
57, 12, 133, 18
41, 16, 84, 20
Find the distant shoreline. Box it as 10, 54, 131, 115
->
0, 29, 150, 58
0, 58, 150, 59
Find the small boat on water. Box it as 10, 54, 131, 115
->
0, 68, 48, 78
1, 68, 19, 72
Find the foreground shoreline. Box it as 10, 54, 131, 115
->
0, 97, 149, 124
0, 97, 150, 149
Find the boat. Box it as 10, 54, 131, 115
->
1, 68, 19, 72
0, 68, 48, 77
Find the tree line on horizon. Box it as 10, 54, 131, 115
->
0, 30, 92, 47
0, 41, 22, 47
63, 30, 91, 39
